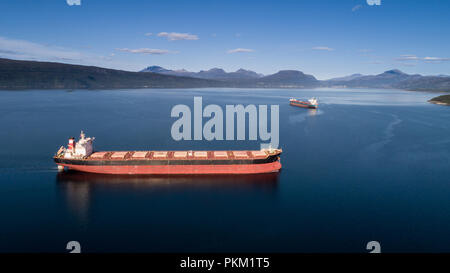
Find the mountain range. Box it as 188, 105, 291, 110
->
141, 66, 319, 88
142, 65, 450, 91
1, 58, 450, 92
328, 73, 364, 82
141, 66, 263, 80
323, 69, 450, 92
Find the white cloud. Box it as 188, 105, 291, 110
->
66, 0, 81, 6
116, 48, 174, 55
227, 48, 254, 54
396, 55, 450, 63
396, 55, 420, 61
144, 33, 152, 36
157, 32, 198, 41
0, 36, 176, 72
0, 35, 138, 69
312, 46, 334, 51
0, 36, 173, 64
352, 5, 363, 12
0, 36, 85, 61
423, 57, 450, 62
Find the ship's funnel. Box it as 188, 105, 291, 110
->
68, 137, 75, 151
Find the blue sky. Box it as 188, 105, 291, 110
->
0, 0, 449, 79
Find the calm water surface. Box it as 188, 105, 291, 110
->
0, 88, 449, 252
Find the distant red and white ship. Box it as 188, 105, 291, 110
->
54, 131, 282, 175
290, 97, 318, 109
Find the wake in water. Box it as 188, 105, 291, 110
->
361, 113, 403, 157
288, 109, 324, 124
0, 167, 59, 173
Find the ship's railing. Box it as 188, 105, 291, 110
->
83, 150, 279, 160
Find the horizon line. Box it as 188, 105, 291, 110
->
1, 57, 448, 81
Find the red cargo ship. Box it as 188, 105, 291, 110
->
54, 131, 282, 175
290, 98, 318, 109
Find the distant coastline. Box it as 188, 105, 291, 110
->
1, 58, 450, 92
429, 95, 450, 106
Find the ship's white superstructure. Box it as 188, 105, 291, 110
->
74, 131, 94, 157
308, 97, 318, 107
57, 131, 95, 159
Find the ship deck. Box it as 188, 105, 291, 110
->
62, 150, 281, 161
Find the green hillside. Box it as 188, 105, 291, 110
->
0, 58, 221, 90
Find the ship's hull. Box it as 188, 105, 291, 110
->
290, 101, 317, 109
55, 162, 281, 174
54, 152, 282, 175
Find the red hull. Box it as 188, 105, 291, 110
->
59, 161, 282, 175
290, 101, 317, 109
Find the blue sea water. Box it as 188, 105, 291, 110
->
0, 88, 449, 252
